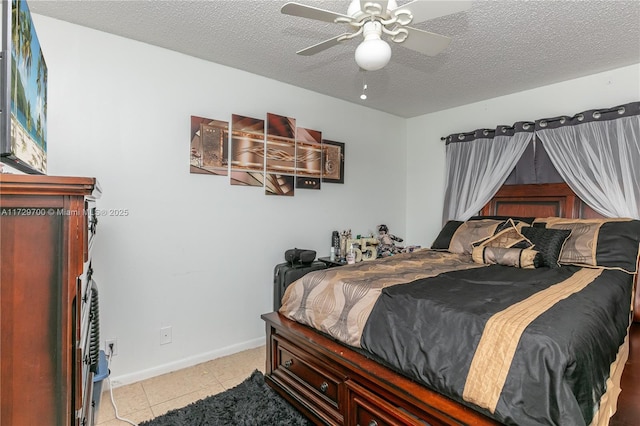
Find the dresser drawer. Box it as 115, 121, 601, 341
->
347, 381, 430, 426
272, 335, 346, 424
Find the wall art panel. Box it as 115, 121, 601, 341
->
231, 114, 265, 172
322, 140, 345, 184
296, 127, 322, 190
190, 111, 345, 196
190, 116, 228, 175
266, 113, 296, 175
265, 174, 295, 196
230, 171, 264, 187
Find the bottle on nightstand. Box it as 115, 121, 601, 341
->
346, 244, 356, 264
332, 230, 340, 259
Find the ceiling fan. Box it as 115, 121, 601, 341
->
281, 0, 471, 71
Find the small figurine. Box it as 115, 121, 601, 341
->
339, 229, 351, 261
377, 224, 404, 257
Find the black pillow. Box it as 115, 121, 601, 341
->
520, 227, 571, 268
431, 220, 464, 250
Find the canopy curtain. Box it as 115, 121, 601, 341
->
536, 101, 640, 219
442, 122, 533, 222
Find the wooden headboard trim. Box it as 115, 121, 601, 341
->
480, 182, 589, 218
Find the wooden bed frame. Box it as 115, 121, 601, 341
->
262, 183, 640, 426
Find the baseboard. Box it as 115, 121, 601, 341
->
107, 336, 265, 387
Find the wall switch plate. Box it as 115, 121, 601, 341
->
160, 326, 172, 345
106, 338, 118, 356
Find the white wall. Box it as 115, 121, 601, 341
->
33, 15, 406, 385
405, 63, 640, 247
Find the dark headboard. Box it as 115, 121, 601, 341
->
481, 182, 640, 323
480, 182, 602, 219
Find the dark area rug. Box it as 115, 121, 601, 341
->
139, 370, 311, 426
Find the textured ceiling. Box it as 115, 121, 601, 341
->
29, 0, 640, 118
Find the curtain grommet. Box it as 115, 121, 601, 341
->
560, 117, 566, 124
523, 123, 530, 130
592, 111, 601, 119
483, 130, 489, 136
576, 114, 584, 121
618, 107, 625, 115
458, 134, 465, 141
539, 121, 547, 128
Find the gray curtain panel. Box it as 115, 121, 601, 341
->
442, 101, 639, 222
442, 123, 533, 222
536, 102, 640, 219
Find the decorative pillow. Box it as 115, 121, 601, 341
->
520, 226, 572, 268
473, 219, 533, 249
431, 220, 464, 250
533, 217, 640, 273
447, 219, 504, 254
472, 246, 542, 269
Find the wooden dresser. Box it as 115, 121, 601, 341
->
1, 174, 101, 426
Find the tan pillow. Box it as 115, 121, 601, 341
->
532, 217, 640, 273
533, 217, 601, 266
472, 218, 533, 249
472, 246, 541, 269
448, 219, 503, 254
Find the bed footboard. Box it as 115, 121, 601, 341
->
262, 312, 499, 426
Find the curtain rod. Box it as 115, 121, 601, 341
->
440, 104, 629, 141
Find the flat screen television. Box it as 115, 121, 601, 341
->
1, 0, 47, 174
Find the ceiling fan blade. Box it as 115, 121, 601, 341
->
296, 34, 351, 56
400, 27, 451, 56
360, 0, 388, 15
281, 2, 352, 23
392, 0, 472, 24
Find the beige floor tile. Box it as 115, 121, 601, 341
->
203, 346, 266, 383
96, 391, 117, 425
150, 383, 225, 418
220, 374, 249, 390
208, 359, 256, 383
96, 391, 115, 424
97, 407, 154, 426
97, 345, 267, 424
97, 382, 149, 423
141, 363, 222, 406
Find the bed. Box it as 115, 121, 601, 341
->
262, 183, 640, 426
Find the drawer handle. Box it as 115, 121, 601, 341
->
368, 421, 378, 426
319, 381, 328, 393
284, 359, 293, 368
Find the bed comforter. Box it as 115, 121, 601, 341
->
279, 249, 633, 426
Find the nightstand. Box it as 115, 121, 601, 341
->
318, 257, 348, 267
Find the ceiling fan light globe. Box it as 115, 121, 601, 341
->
355, 37, 391, 71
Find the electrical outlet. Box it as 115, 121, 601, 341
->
160, 326, 172, 345
106, 338, 118, 356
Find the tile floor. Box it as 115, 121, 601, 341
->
96, 345, 266, 425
